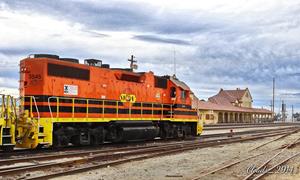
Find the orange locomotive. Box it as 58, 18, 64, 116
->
13, 54, 202, 148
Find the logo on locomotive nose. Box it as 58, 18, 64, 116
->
120, 94, 136, 103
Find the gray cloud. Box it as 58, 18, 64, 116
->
82, 30, 110, 38
0, 46, 106, 61
1, 0, 223, 35
287, 73, 300, 77
0, 47, 39, 56
133, 35, 191, 45
281, 93, 300, 96
1, 0, 152, 31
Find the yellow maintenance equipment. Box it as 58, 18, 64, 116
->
0, 94, 16, 151
15, 96, 45, 149
0, 95, 45, 150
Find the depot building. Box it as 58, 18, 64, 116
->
192, 88, 273, 124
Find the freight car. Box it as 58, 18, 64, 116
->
0, 54, 203, 150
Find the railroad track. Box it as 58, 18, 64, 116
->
204, 122, 300, 130
204, 122, 300, 127
243, 137, 300, 180
191, 128, 300, 180
0, 127, 299, 179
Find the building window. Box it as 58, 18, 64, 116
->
206, 114, 210, 120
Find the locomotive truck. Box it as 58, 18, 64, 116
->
0, 54, 203, 151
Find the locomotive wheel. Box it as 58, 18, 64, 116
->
36, 144, 45, 149
53, 128, 70, 147
90, 136, 97, 146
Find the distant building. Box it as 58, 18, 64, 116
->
209, 88, 252, 108
293, 113, 300, 121
192, 88, 273, 124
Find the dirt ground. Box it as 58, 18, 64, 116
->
52, 131, 300, 180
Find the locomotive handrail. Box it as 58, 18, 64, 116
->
1, 95, 12, 120
47, 96, 174, 120
141, 102, 143, 120
19, 96, 40, 119
0, 94, 5, 118
160, 104, 163, 120
1, 95, 32, 120
47, 96, 122, 119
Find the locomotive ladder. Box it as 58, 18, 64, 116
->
0, 94, 17, 150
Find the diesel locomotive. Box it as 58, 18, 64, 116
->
0, 54, 203, 150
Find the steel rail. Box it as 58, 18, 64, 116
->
243, 137, 300, 180
201, 127, 298, 139
191, 149, 279, 180
191, 140, 300, 180
248, 129, 299, 152
191, 128, 300, 180
252, 152, 300, 180
204, 124, 300, 130
204, 122, 300, 127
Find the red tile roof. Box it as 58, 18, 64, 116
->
208, 88, 248, 104
193, 100, 272, 114
223, 89, 247, 100
192, 88, 272, 114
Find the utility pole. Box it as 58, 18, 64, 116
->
292, 105, 294, 122
281, 100, 286, 122
128, 55, 137, 71
272, 77, 275, 117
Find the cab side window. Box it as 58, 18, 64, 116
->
181, 90, 186, 99
170, 87, 176, 98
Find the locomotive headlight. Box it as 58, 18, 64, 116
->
21, 67, 29, 73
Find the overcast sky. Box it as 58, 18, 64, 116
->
0, 0, 300, 115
